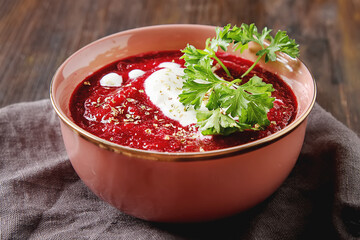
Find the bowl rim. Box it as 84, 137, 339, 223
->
50, 24, 317, 162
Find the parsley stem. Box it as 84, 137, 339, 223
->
228, 78, 242, 86
241, 55, 263, 78
212, 55, 232, 78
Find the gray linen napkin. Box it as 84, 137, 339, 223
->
1, 99, 359, 240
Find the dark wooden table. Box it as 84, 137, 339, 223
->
1, 0, 359, 134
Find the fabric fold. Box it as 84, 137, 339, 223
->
1, 100, 359, 240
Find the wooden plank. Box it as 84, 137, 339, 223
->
0, 0, 359, 134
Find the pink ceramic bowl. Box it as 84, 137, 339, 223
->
50, 24, 316, 222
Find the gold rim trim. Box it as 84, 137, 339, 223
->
50, 24, 317, 162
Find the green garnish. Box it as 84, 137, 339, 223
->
179, 23, 299, 135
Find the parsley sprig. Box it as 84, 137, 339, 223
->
179, 23, 299, 136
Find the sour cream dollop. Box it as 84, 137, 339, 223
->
128, 69, 145, 79
100, 73, 123, 87
144, 62, 198, 126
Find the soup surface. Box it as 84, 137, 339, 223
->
70, 50, 297, 152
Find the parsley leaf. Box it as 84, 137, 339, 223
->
220, 76, 274, 126
196, 109, 250, 136
257, 30, 300, 62
180, 23, 299, 135
179, 45, 226, 109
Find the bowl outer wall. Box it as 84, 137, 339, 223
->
51, 24, 315, 222
60, 119, 307, 222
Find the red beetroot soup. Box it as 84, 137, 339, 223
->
70, 50, 297, 152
